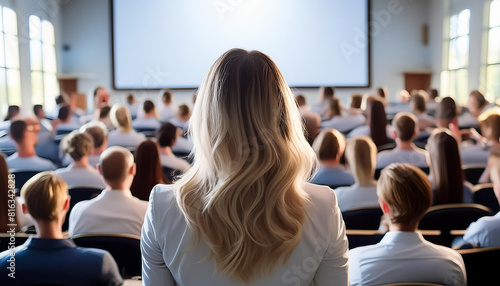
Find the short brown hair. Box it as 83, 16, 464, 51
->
378, 163, 432, 226
178, 104, 190, 117
21, 172, 68, 221
350, 94, 362, 109
312, 129, 345, 161
80, 122, 108, 148
411, 91, 427, 113
62, 131, 93, 161
162, 90, 172, 104
392, 112, 417, 141
143, 100, 155, 114
470, 90, 486, 109
295, 94, 306, 107
99, 146, 134, 183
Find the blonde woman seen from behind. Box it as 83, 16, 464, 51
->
141, 49, 349, 286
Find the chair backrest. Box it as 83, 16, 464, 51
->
63, 188, 102, 231
473, 183, 499, 214
458, 246, 500, 285
419, 203, 491, 246
10, 170, 41, 195
342, 207, 383, 230
72, 233, 141, 279
134, 128, 156, 138
463, 164, 486, 185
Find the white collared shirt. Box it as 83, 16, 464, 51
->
55, 164, 106, 189
107, 130, 146, 148
376, 148, 429, 169
464, 212, 500, 247
68, 189, 149, 237
141, 183, 349, 286
349, 231, 466, 286
7, 153, 57, 171
159, 105, 177, 122
132, 117, 161, 130
334, 184, 379, 212
321, 114, 366, 133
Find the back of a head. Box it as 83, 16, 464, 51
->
58, 105, 71, 121
111, 105, 132, 131
368, 100, 388, 147
130, 140, 165, 200
21, 172, 68, 221
346, 136, 376, 185
178, 104, 190, 118
350, 94, 363, 109
162, 90, 172, 104
427, 128, 464, 204
33, 104, 43, 117
55, 95, 66, 105
5, 105, 20, 121
429, 89, 439, 100
435, 97, 457, 126
328, 98, 342, 117
62, 131, 93, 162
80, 121, 108, 149
377, 87, 388, 99
302, 112, 321, 145
295, 94, 306, 107
143, 100, 155, 114
312, 128, 344, 162
176, 48, 317, 282
392, 112, 417, 142
478, 109, 500, 142
378, 163, 432, 227
411, 91, 427, 113
99, 146, 134, 184
470, 90, 486, 109
321, 86, 335, 101
99, 106, 111, 119
156, 122, 177, 147
9, 120, 26, 143
126, 94, 135, 105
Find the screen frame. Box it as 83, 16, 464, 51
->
110, 0, 371, 90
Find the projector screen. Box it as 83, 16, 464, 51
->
112, 0, 370, 89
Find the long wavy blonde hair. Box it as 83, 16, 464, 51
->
175, 49, 317, 282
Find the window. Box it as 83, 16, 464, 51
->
0, 6, 21, 114
486, 0, 500, 101
441, 9, 470, 104
29, 15, 58, 112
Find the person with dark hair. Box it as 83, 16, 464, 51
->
459, 89, 495, 128
93, 87, 109, 110
411, 91, 435, 130
377, 112, 428, 168
132, 100, 160, 129
130, 140, 167, 201
4, 105, 19, 121
295, 94, 310, 114
348, 99, 392, 147
126, 93, 139, 118
311, 86, 335, 117
98, 105, 114, 130
435, 96, 458, 129
322, 96, 366, 133
0, 172, 123, 286
349, 164, 466, 285
426, 128, 473, 205
48, 95, 67, 119
7, 119, 56, 171
156, 122, 190, 172
302, 112, 321, 146
52, 105, 80, 134
159, 90, 177, 122
171, 104, 191, 131
311, 129, 354, 186
80, 121, 108, 168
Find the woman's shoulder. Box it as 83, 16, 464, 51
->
303, 182, 337, 212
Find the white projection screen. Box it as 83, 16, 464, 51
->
112, 0, 370, 89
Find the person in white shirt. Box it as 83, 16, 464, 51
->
56, 131, 105, 189
108, 105, 146, 148
302, 112, 321, 146
69, 146, 148, 237
349, 163, 467, 286
295, 94, 310, 115
335, 136, 378, 212
463, 148, 500, 247
311, 129, 354, 187
157, 122, 190, 172
125, 93, 139, 118
52, 105, 81, 134
132, 100, 161, 130
310, 86, 334, 118
170, 104, 191, 132
377, 112, 428, 168
80, 121, 108, 168
7, 119, 56, 171
141, 49, 348, 286
159, 90, 177, 122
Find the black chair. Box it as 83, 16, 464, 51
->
0, 233, 31, 252
473, 183, 499, 214
463, 165, 486, 185
63, 188, 102, 231
418, 204, 491, 247
346, 229, 384, 250
134, 128, 156, 138
162, 166, 182, 183
10, 170, 41, 195
458, 246, 500, 286
342, 207, 383, 230
72, 233, 141, 279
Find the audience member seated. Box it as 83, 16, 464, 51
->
125, 93, 139, 118
159, 89, 177, 122
7, 119, 56, 171
335, 136, 378, 212
377, 112, 428, 168
130, 140, 167, 201
80, 121, 108, 168
0, 172, 122, 285
348, 93, 363, 115
52, 105, 80, 134
302, 112, 321, 145
56, 131, 105, 189
33, 104, 52, 133
311, 128, 354, 186
411, 90, 435, 130
108, 105, 146, 148
93, 87, 110, 112
459, 89, 493, 128
321, 98, 366, 133
463, 149, 500, 247
156, 122, 190, 172
132, 100, 161, 129
97, 105, 114, 130
461, 108, 500, 167
324, 97, 342, 120
435, 96, 458, 129
0, 154, 32, 231
376, 86, 389, 106
426, 88, 440, 113
0, 105, 19, 132
69, 146, 148, 237
426, 128, 474, 204
310, 86, 335, 117
348, 99, 392, 147
349, 163, 466, 286
47, 94, 66, 119
171, 104, 191, 131
295, 94, 310, 115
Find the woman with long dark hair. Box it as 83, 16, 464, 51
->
130, 140, 167, 200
